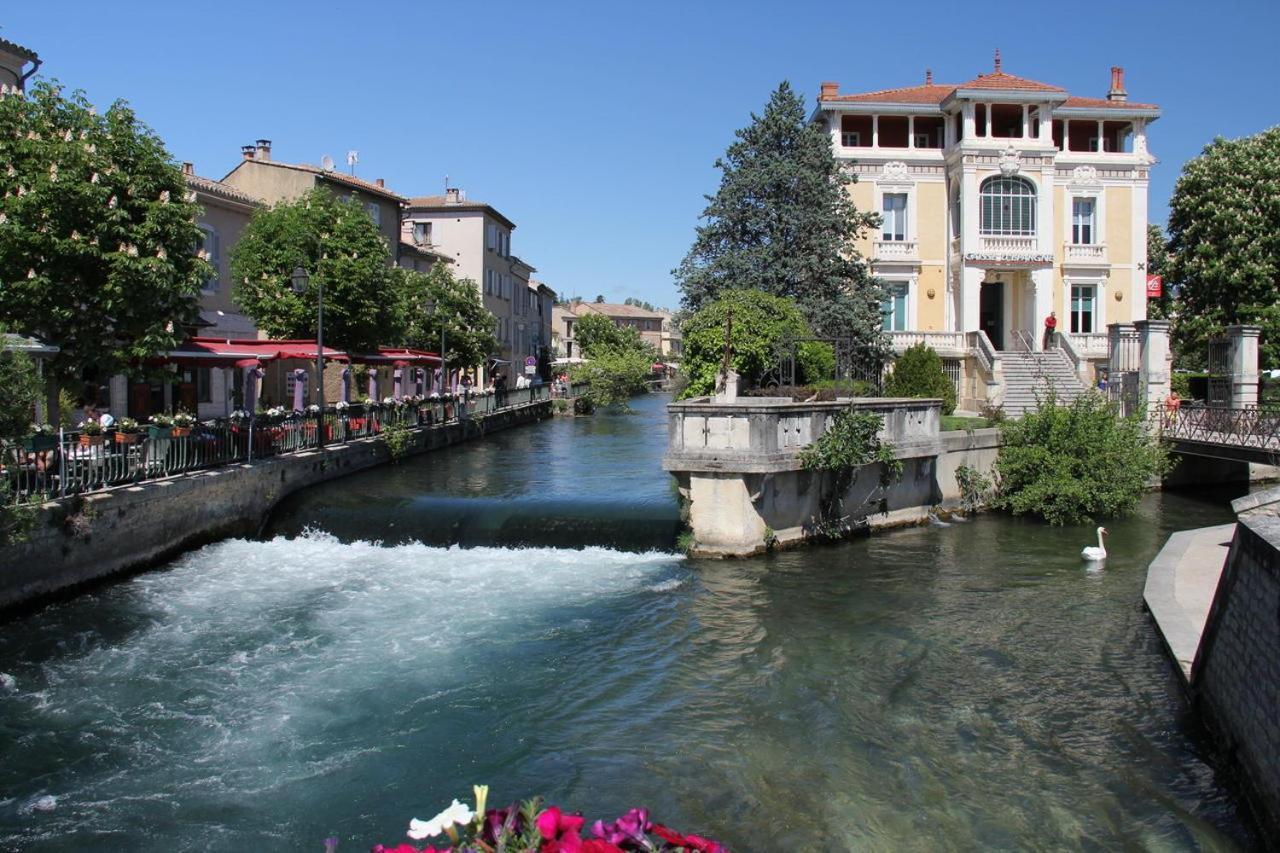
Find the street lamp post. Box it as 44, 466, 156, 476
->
426, 298, 447, 395
291, 265, 325, 447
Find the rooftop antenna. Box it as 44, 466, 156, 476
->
444, 174, 450, 192
320, 154, 335, 172
346, 150, 359, 175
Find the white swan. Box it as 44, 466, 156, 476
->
1081, 526, 1108, 561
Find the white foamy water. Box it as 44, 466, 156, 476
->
0, 533, 684, 850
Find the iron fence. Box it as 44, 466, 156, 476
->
1156, 404, 1280, 454
2, 386, 552, 508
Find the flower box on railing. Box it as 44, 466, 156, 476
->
79, 433, 105, 447
171, 427, 192, 439
147, 425, 174, 440
22, 434, 58, 452
114, 431, 141, 445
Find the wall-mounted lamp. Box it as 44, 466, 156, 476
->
1115, 291, 1124, 302
927, 288, 936, 299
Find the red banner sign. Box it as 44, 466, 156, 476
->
1146, 274, 1163, 297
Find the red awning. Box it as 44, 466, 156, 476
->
350, 347, 442, 366
162, 338, 351, 368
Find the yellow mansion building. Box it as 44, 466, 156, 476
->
816, 55, 1159, 410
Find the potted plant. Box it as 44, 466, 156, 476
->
22, 423, 58, 452
171, 410, 196, 438
79, 419, 105, 446
114, 417, 141, 444
147, 413, 174, 439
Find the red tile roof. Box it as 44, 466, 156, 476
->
826, 83, 955, 105
821, 65, 1157, 111
953, 71, 1065, 92
185, 173, 261, 207
0, 37, 38, 62
407, 195, 516, 229
1061, 95, 1160, 110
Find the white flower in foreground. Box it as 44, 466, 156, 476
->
407, 799, 475, 840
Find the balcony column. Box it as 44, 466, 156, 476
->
1031, 268, 1053, 350
908, 115, 915, 148
962, 103, 975, 139
1063, 119, 1071, 152
1022, 104, 1029, 138
962, 266, 983, 333
1097, 120, 1104, 151
872, 114, 879, 148
1039, 104, 1053, 143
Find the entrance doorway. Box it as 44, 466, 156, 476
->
980, 281, 1005, 350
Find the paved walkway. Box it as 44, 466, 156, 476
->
1143, 523, 1236, 684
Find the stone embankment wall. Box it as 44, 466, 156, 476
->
0, 401, 550, 610
1192, 504, 1280, 837
663, 396, 1001, 556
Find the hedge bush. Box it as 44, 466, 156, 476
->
884, 343, 956, 415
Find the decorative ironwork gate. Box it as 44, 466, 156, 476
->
766, 337, 885, 392
1207, 338, 1231, 408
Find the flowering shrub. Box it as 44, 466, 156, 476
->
115, 416, 140, 433
28, 422, 56, 436
148, 413, 174, 428
172, 410, 196, 428
78, 419, 103, 435
362, 788, 727, 853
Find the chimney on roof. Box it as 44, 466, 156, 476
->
182, 162, 194, 176
994, 49, 1002, 73
445, 187, 462, 204
375, 178, 385, 188
241, 145, 256, 160
925, 68, 933, 85
254, 139, 271, 161
819, 81, 838, 100
1108, 66, 1128, 102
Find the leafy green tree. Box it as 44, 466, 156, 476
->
569, 347, 653, 410
675, 81, 884, 352
574, 313, 646, 357
1145, 224, 1173, 321
0, 81, 210, 404
394, 265, 497, 369
0, 338, 42, 544
993, 392, 1172, 525
231, 188, 401, 351
884, 343, 956, 415
1167, 126, 1280, 368
678, 289, 832, 399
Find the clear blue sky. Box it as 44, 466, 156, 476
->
5, 1, 1278, 309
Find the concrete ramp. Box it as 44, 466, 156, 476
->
1143, 523, 1234, 683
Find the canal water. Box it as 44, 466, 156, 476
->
0, 394, 1259, 851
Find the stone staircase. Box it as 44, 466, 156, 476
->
999, 349, 1088, 416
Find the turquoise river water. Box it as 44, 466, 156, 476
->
0, 393, 1260, 850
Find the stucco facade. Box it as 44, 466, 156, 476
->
403, 190, 533, 377
818, 58, 1158, 366
220, 140, 406, 252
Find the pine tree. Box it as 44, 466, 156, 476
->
674, 82, 884, 354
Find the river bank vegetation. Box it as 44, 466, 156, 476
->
991, 392, 1173, 525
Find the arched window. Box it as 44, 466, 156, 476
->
980, 176, 1036, 236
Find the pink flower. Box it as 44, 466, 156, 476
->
537, 806, 585, 841
651, 824, 725, 853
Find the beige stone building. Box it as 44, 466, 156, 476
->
403, 189, 529, 372
816, 56, 1159, 408
0, 36, 39, 92
220, 140, 407, 252
567, 302, 667, 350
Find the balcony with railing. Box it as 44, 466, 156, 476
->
873, 239, 919, 263
978, 234, 1037, 254
887, 330, 968, 356
1064, 242, 1108, 266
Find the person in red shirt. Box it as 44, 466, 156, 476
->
1043, 311, 1058, 350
